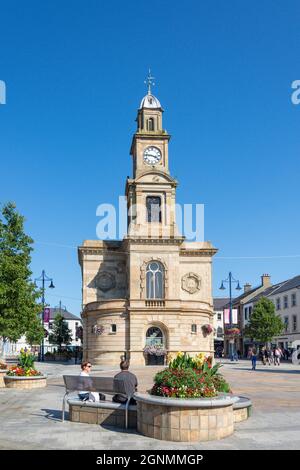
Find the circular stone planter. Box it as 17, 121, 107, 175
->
0, 370, 7, 388
134, 392, 239, 442
4, 374, 47, 389
233, 396, 252, 422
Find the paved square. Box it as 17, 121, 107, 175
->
0, 360, 299, 449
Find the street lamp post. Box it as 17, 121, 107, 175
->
34, 270, 55, 362
219, 272, 242, 361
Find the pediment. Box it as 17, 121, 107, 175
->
134, 170, 177, 185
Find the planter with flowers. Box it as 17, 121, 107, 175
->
0, 361, 8, 388
4, 349, 47, 389
225, 327, 240, 337
134, 352, 239, 442
143, 344, 167, 366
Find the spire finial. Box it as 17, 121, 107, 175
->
144, 68, 155, 95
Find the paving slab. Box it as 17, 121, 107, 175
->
0, 360, 299, 449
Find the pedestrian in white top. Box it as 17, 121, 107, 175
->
274, 347, 282, 366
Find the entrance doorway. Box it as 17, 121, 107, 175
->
145, 326, 165, 365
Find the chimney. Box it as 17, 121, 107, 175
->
244, 283, 252, 293
261, 274, 271, 287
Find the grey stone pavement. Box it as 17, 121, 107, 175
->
0, 359, 300, 450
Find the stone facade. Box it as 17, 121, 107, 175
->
137, 401, 234, 442
233, 407, 249, 423
69, 403, 137, 428
0, 370, 6, 388
4, 375, 47, 389
79, 89, 217, 366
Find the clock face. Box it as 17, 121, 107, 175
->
143, 146, 161, 165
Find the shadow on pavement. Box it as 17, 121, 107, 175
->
40, 408, 66, 421
232, 367, 300, 374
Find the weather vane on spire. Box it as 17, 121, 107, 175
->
144, 68, 155, 95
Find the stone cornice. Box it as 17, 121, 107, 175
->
123, 236, 185, 246
180, 248, 218, 257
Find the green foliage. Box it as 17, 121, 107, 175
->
48, 313, 73, 350
168, 352, 210, 370
26, 316, 44, 346
18, 348, 35, 369
0, 202, 42, 348
168, 352, 195, 369
245, 297, 284, 344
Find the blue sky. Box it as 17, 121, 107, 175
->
0, 1, 299, 316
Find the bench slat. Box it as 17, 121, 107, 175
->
63, 375, 126, 394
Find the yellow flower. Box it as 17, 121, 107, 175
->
177, 351, 184, 357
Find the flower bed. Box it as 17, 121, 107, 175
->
151, 352, 231, 398
151, 368, 216, 398
6, 366, 42, 377
4, 349, 46, 389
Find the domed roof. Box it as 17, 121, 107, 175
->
139, 93, 161, 109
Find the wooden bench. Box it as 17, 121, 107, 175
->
62, 375, 136, 429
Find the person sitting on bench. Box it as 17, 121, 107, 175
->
78, 361, 105, 402
113, 360, 138, 405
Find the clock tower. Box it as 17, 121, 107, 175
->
79, 72, 217, 367
126, 71, 178, 238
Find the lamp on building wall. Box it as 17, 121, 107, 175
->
219, 272, 242, 361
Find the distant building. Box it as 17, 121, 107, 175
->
248, 275, 300, 351
1, 307, 82, 356
44, 307, 82, 352
225, 274, 272, 356
213, 298, 229, 353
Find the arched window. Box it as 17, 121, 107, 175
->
147, 117, 154, 131
146, 196, 161, 222
146, 261, 164, 299
146, 326, 163, 346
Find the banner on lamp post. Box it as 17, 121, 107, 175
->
224, 308, 238, 324
44, 307, 50, 323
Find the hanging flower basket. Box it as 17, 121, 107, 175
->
143, 344, 167, 356
225, 327, 240, 337
201, 324, 214, 336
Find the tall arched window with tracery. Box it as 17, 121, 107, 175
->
146, 261, 164, 299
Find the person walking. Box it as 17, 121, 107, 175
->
251, 347, 257, 370
274, 347, 282, 365
265, 348, 272, 365
260, 347, 266, 365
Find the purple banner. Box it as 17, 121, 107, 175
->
44, 307, 50, 323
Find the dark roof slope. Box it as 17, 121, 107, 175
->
271, 275, 300, 295
49, 308, 81, 321
250, 283, 285, 303
239, 275, 300, 303
213, 298, 230, 310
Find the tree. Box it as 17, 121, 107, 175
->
48, 313, 73, 351
244, 297, 284, 345
0, 202, 42, 356
25, 317, 44, 347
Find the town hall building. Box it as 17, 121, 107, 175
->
78, 76, 217, 366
